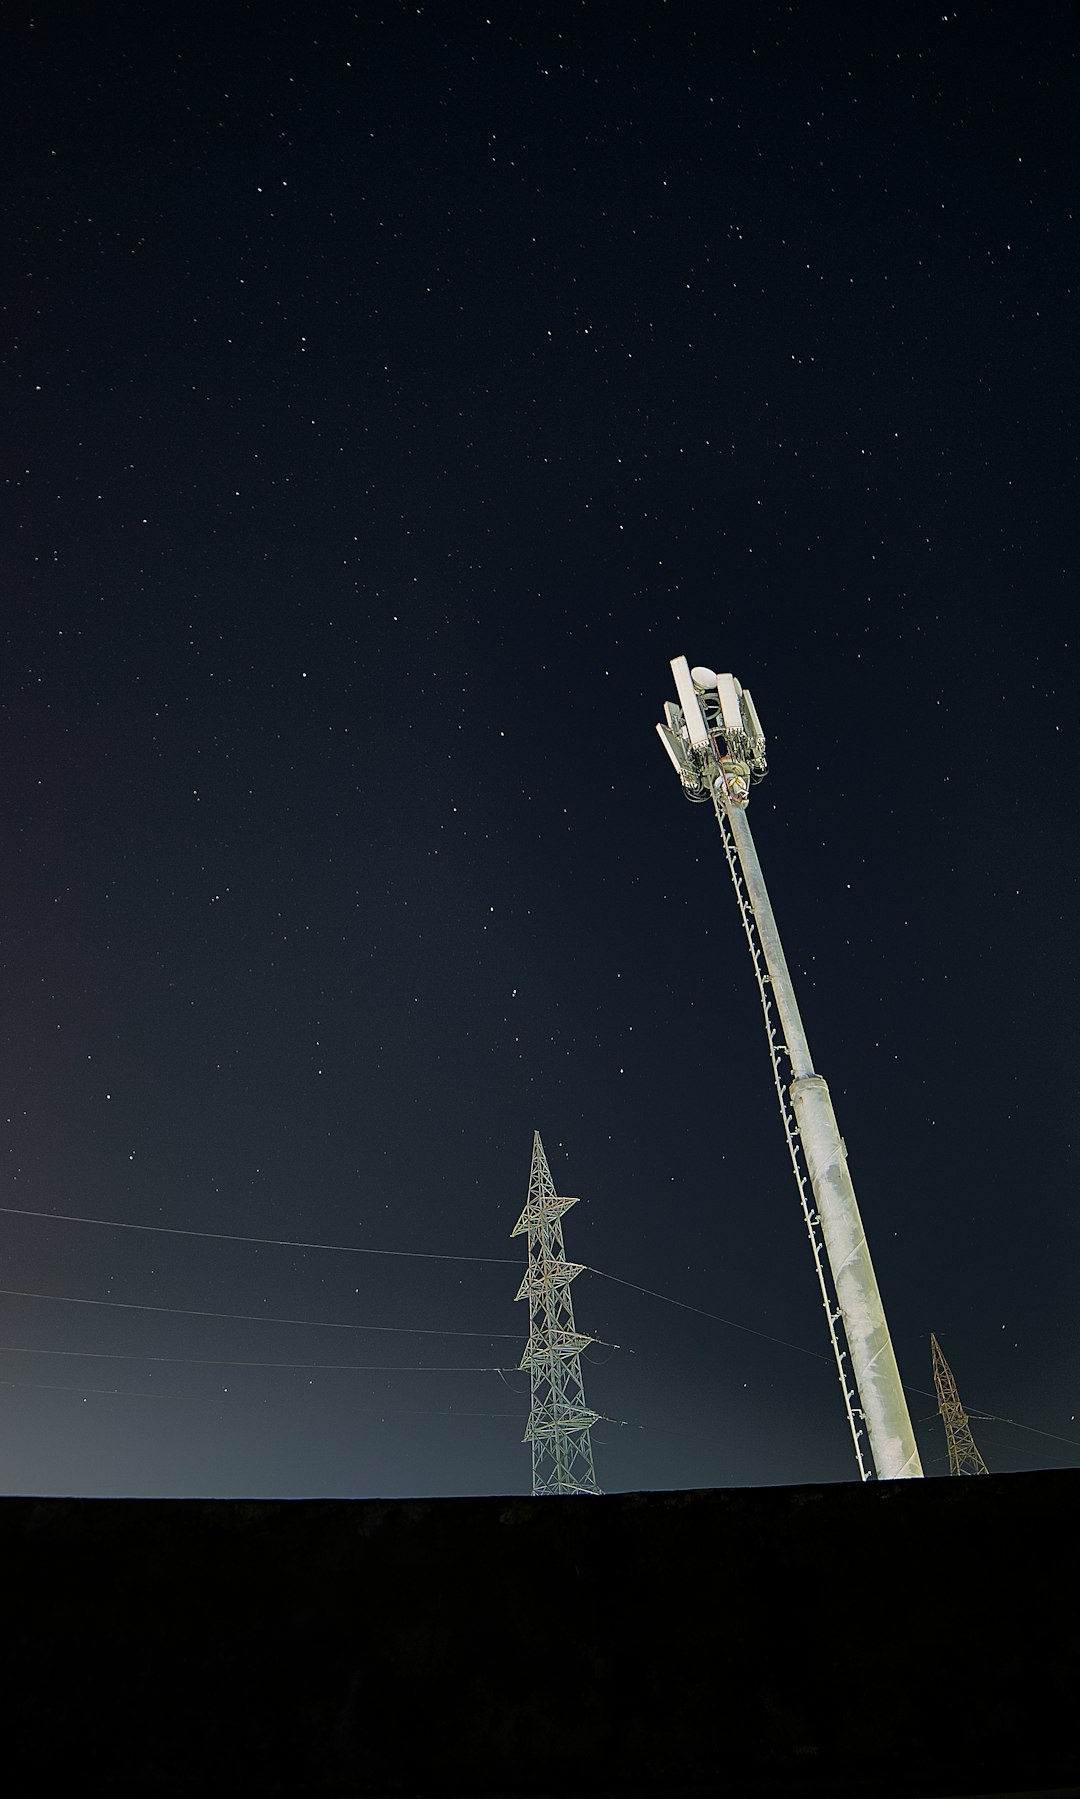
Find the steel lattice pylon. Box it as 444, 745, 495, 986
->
931, 1332, 989, 1476
511, 1131, 600, 1495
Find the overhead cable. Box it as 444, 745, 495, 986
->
587, 1266, 829, 1361
0, 1286, 520, 1339
0, 1204, 519, 1265
0, 1343, 515, 1373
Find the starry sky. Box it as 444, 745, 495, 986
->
3, 2, 1077, 1498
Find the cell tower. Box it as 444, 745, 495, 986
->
931, 1332, 989, 1475
511, 1131, 601, 1495
656, 657, 922, 1482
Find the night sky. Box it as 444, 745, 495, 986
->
3, 3, 1077, 1499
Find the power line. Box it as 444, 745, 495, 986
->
588, 1266, 830, 1361
0, 1377, 526, 1417
0, 1344, 514, 1373
588, 1280, 1080, 1459
901, 1384, 1080, 1455
5, 1207, 1075, 1460
0, 1202, 835, 1359
0, 1204, 519, 1265
0, 1379, 207, 1403
964, 1408, 1080, 1453
0, 1286, 520, 1339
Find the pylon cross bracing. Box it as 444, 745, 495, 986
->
512, 1131, 600, 1496
931, 1332, 989, 1476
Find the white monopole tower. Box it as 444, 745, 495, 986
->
656, 657, 922, 1482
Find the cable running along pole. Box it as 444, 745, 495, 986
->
656, 658, 922, 1481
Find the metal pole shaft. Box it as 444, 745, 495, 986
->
723, 804, 814, 1081
724, 801, 923, 1481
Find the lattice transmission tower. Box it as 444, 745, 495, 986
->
512, 1131, 601, 1495
931, 1332, 989, 1475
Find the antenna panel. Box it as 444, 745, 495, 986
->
741, 688, 765, 750
670, 656, 710, 750
655, 720, 685, 773
716, 672, 743, 738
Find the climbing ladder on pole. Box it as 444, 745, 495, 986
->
710, 785, 871, 1481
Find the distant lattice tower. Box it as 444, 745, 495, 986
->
931, 1332, 990, 1476
511, 1131, 601, 1495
